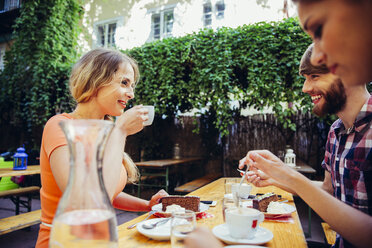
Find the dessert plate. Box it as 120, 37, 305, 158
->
136, 218, 171, 240
152, 202, 209, 218
212, 224, 273, 245
264, 203, 296, 218
239, 201, 295, 218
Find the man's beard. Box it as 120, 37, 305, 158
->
313, 79, 347, 117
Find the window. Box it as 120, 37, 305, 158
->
203, 3, 212, 27
94, 17, 123, 48
0, 0, 21, 13
151, 8, 174, 40
203, 1, 225, 28
96, 22, 116, 48
216, 1, 225, 19
0, 45, 5, 71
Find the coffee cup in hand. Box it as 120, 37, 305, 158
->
225, 207, 264, 239
142, 105, 154, 126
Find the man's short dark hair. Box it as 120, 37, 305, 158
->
299, 44, 329, 76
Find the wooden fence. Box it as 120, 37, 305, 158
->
125, 112, 330, 178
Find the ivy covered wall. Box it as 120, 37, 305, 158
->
127, 17, 313, 137
0, 0, 82, 151
0, 12, 314, 153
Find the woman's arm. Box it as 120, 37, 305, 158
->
50, 106, 146, 200
112, 190, 168, 212
49, 145, 70, 192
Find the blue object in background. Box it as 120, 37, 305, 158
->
13, 147, 28, 170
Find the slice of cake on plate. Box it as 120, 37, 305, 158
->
252, 193, 279, 212
160, 195, 200, 212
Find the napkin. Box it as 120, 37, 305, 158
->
264, 216, 294, 223
197, 212, 214, 220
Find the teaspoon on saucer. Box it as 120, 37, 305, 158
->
142, 218, 170, 229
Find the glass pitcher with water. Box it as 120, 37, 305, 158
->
49, 119, 118, 248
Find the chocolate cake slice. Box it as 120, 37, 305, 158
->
160, 195, 200, 212
252, 193, 279, 212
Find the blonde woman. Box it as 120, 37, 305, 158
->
36, 48, 168, 247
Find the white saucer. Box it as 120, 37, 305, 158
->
136, 218, 171, 240
264, 203, 296, 218
212, 224, 273, 245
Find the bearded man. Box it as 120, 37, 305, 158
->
240, 44, 371, 248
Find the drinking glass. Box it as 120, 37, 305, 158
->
170, 210, 196, 248
224, 178, 239, 194
222, 195, 236, 222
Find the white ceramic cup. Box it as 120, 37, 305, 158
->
142, 105, 155, 126
231, 183, 252, 199
225, 207, 264, 239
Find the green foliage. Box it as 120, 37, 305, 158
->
127, 18, 312, 136
0, 13, 312, 147
0, 0, 82, 145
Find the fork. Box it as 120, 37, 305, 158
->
127, 210, 157, 229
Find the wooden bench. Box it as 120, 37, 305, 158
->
0, 209, 41, 235
174, 173, 222, 194
0, 186, 40, 214
321, 222, 336, 246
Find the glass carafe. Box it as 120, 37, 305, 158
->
49, 119, 118, 248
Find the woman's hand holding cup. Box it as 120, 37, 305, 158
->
116, 105, 146, 136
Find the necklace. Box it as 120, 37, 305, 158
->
346, 125, 354, 134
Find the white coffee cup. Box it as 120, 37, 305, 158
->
142, 105, 155, 126
231, 183, 252, 199
225, 207, 264, 239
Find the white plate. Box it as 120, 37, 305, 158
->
239, 202, 296, 218
151, 202, 209, 217
212, 224, 273, 245
264, 203, 296, 218
136, 218, 171, 240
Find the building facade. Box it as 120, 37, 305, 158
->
79, 0, 296, 52
0, 0, 296, 69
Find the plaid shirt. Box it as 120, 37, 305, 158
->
322, 94, 372, 248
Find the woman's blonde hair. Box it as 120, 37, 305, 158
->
70, 48, 140, 182
69, 48, 139, 104
123, 152, 139, 183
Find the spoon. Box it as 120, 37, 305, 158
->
142, 218, 170, 229
127, 210, 157, 229
234, 165, 250, 209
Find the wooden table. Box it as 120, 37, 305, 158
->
0, 165, 41, 214
0, 165, 40, 177
295, 159, 316, 176
135, 157, 203, 197
117, 177, 307, 247
294, 159, 316, 238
